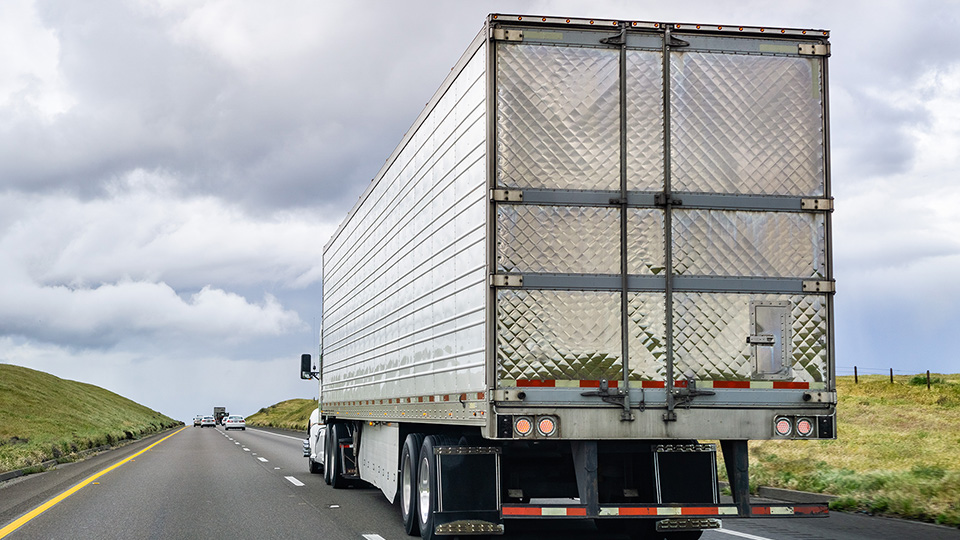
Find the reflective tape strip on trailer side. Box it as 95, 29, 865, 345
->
502, 504, 827, 518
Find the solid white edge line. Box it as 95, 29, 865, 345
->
284, 476, 305, 487
247, 427, 305, 441
714, 529, 777, 540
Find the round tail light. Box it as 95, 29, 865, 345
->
774, 417, 793, 437
514, 416, 533, 437
536, 416, 557, 437
796, 418, 814, 437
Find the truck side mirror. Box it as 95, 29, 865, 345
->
300, 353, 314, 380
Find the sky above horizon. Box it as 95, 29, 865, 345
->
2, 0, 959, 422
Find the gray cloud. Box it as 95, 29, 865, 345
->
2, 0, 960, 422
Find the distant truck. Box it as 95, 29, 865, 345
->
301, 13, 835, 540
213, 407, 227, 425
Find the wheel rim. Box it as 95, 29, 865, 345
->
401, 453, 413, 516
417, 455, 431, 524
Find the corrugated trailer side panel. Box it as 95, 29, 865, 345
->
321, 37, 488, 421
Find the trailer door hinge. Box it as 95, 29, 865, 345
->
491, 189, 523, 202
491, 274, 523, 288
798, 43, 830, 56
492, 28, 523, 42
801, 198, 834, 211
654, 193, 682, 207
802, 280, 836, 293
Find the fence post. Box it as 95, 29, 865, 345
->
854, 366, 858, 384
890, 368, 894, 384
927, 370, 931, 390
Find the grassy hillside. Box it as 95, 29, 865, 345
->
721, 374, 960, 526
0, 364, 181, 473
245, 398, 316, 431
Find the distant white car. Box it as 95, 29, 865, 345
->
193, 415, 203, 427
224, 415, 246, 431
200, 416, 216, 427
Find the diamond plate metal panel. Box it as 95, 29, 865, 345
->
627, 209, 666, 275
497, 44, 620, 190
497, 290, 622, 381
670, 52, 824, 196
627, 293, 667, 381
497, 206, 619, 274
673, 293, 827, 384
626, 50, 665, 192
673, 210, 825, 278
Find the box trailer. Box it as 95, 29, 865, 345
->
301, 13, 835, 540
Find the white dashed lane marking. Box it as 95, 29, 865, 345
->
714, 529, 777, 540
257, 457, 268, 462
284, 476, 304, 487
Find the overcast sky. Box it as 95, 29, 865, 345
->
2, 0, 958, 423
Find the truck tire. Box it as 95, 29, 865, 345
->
323, 429, 334, 485
308, 454, 322, 474
329, 422, 349, 489
399, 433, 425, 536
416, 435, 456, 540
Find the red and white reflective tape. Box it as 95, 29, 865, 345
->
502, 379, 825, 390
326, 391, 486, 408
502, 506, 587, 517
502, 504, 828, 518
598, 506, 739, 517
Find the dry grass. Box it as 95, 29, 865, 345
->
718, 374, 960, 526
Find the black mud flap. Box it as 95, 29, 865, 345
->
433, 446, 504, 536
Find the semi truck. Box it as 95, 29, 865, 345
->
301, 13, 835, 540
213, 406, 227, 425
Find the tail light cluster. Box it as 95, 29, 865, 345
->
512, 415, 559, 438
774, 415, 833, 438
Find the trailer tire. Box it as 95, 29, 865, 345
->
399, 433, 425, 536
416, 435, 456, 540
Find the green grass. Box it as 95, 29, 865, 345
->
245, 398, 317, 431
0, 364, 182, 473
717, 374, 960, 527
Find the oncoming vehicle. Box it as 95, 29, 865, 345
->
224, 415, 246, 430
200, 416, 216, 427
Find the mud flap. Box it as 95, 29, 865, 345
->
433, 446, 504, 536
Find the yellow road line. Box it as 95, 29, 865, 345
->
0, 427, 186, 538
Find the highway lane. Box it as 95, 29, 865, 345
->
3, 425, 959, 539
0, 426, 363, 540
218, 427, 960, 540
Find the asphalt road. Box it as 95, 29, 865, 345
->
2, 426, 958, 539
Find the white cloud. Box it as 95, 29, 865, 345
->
0, 0, 75, 119
3, 169, 330, 289
0, 171, 332, 348
0, 338, 318, 422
